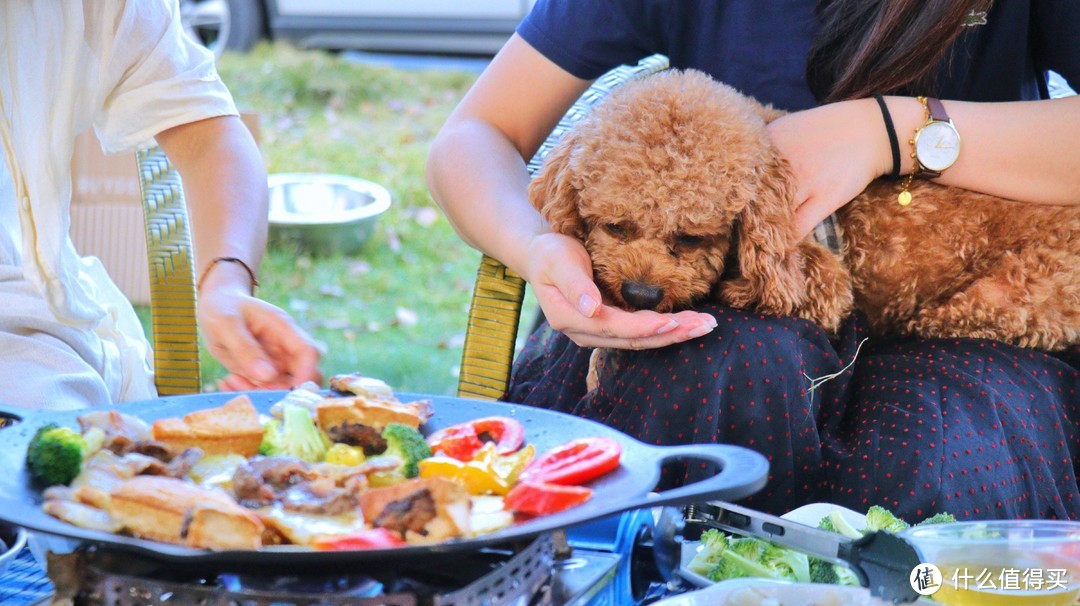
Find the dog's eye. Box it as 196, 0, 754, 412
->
674, 234, 706, 249
603, 223, 630, 238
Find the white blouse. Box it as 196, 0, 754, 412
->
0, 0, 238, 402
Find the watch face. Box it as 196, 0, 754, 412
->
915, 121, 961, 172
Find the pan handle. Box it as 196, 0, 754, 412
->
636, 443, 770, 510
0, 404, 41, 430
564, 443, 768, 525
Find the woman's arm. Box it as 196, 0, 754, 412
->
891, 95, 1080, 203
426, 35, 719, 349
774, 94, 1080, 238
156, 115, 322, 390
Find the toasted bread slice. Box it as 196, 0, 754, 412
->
152, 395, 263, 456
317, 396, 432, 433
43, 499, 123, 533
108, 476, 263, 550
359, 477, 470, 543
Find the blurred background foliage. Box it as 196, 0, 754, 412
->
174, 43, 536, 394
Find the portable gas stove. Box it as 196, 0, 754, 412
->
42, 531, 635, 606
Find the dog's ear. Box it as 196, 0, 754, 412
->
528, 132, 586, 239
720, 155, 807, 314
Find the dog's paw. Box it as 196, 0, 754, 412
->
718, 278, 794, 314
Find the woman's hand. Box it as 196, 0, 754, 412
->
197, 284, 323, 391
522, 232, 717, 349
767, 98, 892, 239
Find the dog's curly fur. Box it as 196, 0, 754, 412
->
530, 69, 1080, 350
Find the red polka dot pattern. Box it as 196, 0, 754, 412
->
507, 304, 1080, 521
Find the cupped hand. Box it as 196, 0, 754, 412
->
767, 98, 892, 239
197, 287, 324, 391
522, 232, 718, 349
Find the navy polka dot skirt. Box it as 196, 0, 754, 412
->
507, 304, 1080, 521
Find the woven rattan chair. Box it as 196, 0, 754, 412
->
457, 55, 670, 401
135, 146, 201, 395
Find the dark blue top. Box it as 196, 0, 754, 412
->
518, 0, 1080, 111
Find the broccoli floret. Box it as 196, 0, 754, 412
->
834, 564, 861, 586
762, 544, 811, 583
26, 424, 86, 486
818, 511, 863, 539
916, 512, 957, 525
381, 423, 433, 479
728, 537, 767, 560
809, 557, 862, 586
817, 515, 838, 534
809, 557, 839, 584
258, 403, 329, 462
704, 537, 809, 584
707, 547, 777, 582
686, 529, 730, 577
864, 505, 910, 534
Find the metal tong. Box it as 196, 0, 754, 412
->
683, 501, 923, 604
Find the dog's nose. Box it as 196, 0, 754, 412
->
621, 281, 665, 310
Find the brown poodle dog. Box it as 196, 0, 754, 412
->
530, 69, 1080, 351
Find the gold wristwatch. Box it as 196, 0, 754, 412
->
898, 96, 960, 206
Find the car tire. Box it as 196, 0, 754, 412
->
181, 0, 265, 55
224, 0, 265, 52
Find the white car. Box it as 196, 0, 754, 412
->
181, 0, 538, 56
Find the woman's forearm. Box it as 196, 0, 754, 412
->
156, 115, 268, 293
426, 117, 550, 278
885, 95, 1080, 205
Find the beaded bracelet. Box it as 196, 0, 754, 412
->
196, 257, 260, 295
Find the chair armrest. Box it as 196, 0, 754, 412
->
136, 146, 202, 395
456, 54, 671, 400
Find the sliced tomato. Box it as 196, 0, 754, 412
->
426, 416, 525, 461
310, 528, 407, 551
505, 481, 593, 516
425, 424, 484, 461
518, 437, 622, 486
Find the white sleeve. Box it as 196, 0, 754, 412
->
93, 0, 238, 154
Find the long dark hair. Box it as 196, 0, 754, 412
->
806, 0, 992, 102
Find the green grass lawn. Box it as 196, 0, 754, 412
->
158, 44, 536, 395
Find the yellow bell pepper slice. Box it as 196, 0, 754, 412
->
420, 443, 538, 495
419, 455, 510, 495
486, 443, 535, 485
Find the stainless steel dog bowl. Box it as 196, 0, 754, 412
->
268, 173, 392, 256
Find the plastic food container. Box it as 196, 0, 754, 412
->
901, 520, 1080, 606
653, 578, 935, 606
0, 523, 27, 578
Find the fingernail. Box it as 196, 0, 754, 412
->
706, 315, 718, 328
687, 323, 716, 338
579, 294, 599, 317
656, 319, 679, 335
247, 360, 276, 382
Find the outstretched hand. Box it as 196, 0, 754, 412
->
198, 288, 324, 391
522, 232, 717, 349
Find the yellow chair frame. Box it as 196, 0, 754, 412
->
136, 146, 201, 395
456, 55, 670, 401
